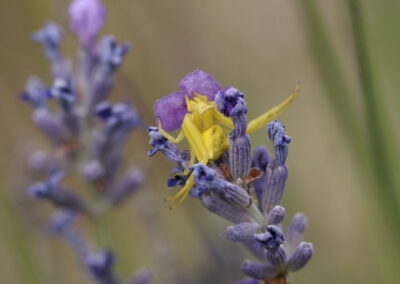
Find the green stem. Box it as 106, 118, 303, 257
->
347, 0, 400, 224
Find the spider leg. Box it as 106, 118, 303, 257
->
181, 116, 209, 163
165, 174, 195, 201
158, 120, 185, 143
246, 84, 300, 134
212, 105, 234, 129
168, 175, 195, 209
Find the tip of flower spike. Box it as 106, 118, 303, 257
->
69, 0, 107, 47
215, 87, 247, 117
267, 121, 291, 147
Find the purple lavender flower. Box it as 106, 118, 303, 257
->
148, 71, 310, 282
20, 2, 147, 283
69, 0, 107, 48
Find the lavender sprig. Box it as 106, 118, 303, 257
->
20, 1, 149, 283
148, 70, 312, 283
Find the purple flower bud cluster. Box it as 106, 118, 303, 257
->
148, 70, 313, 283
19, 1, 150, 283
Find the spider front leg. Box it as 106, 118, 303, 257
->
166, 116, 211, 208
246, 84, 300, 134
158, 120, 185, 143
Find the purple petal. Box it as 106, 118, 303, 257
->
154, 91, 188, 132
69, 0, 107, 47
179, 70, 221, 100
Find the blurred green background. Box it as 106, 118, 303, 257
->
1, 0, 400, 283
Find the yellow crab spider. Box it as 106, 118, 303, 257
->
159, 85, 300, 208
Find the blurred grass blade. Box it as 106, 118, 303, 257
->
347, 0, 400, 221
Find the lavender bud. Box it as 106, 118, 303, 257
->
251, 146, 272, 202
254, 225, 284, 251
267, 121, 291, 165
229, 135, 251, 182
32, 108, 70, 145
215, 87, 247, 123
147, 127, 185, 164
201, 191, 254, 224
261, 160, 288, 214
28, 150, 59, 172
225, 222, 259, 242
286, 242, 314, 271
286, 213, 307, 251
267, 206, 286, 225
241, 260, 277, 280
215, 87, 250, 180
191, 164, 250, 208
107, 168, 145, 205
69, 0, 106, 48
51, 79, 76, 104
265, 246, 287, 270
83, 160, 105, 182
234, 278, 260, 284
29, 182, 86, 213
51, 79, 80, 136
28, 171, 87, 212
86, 250, 118, 284
97, 36, 131, 72
20, 77, 51, 108
31, 22, 63, 61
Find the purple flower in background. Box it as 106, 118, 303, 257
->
20, 1, 148, 283
69, 0, 106, 47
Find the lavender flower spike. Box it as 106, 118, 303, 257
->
215, 87, 251, 181
69, 0, 106, 47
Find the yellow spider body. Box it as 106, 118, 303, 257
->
158, 86, 299, 208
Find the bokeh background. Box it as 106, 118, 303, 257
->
1, 0, 400, 283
